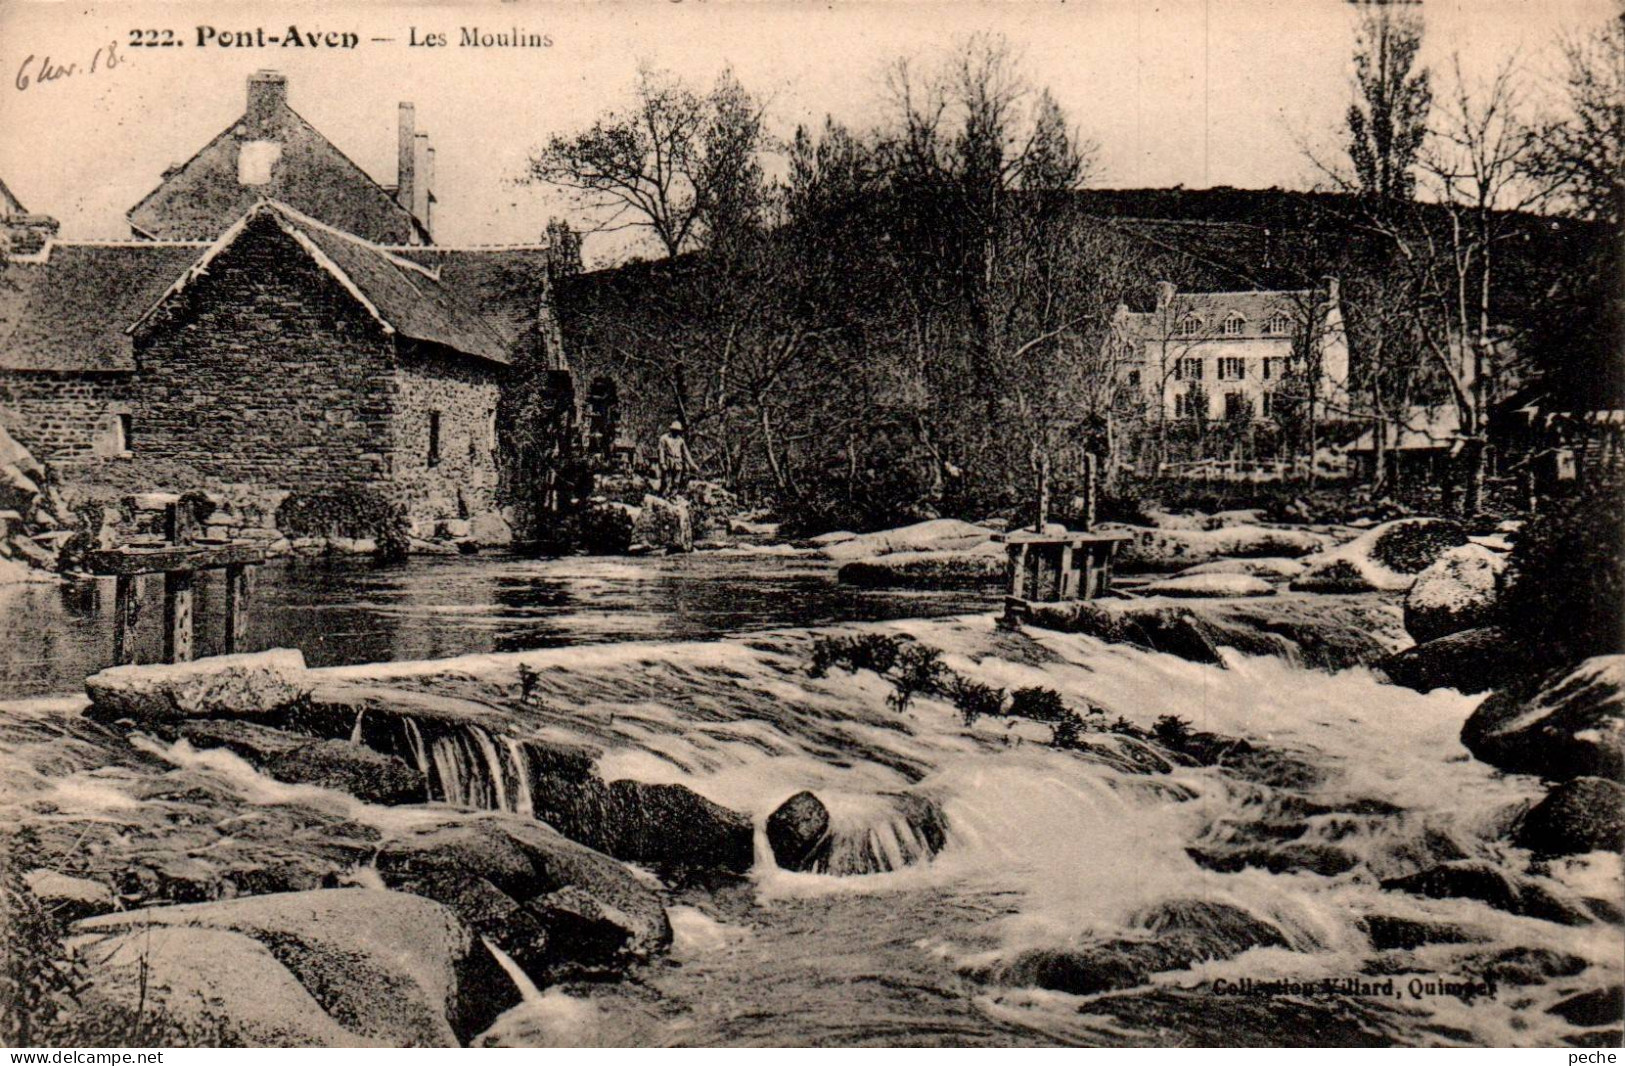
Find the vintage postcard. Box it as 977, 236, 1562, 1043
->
0, 0, 1620, 1051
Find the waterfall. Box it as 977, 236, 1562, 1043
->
469, 726, 512, 813
350, 708, 365, 745
505, 736, 535, 817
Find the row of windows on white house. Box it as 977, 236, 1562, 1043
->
1130, 356, 1291, 383
1172, 390, 1279, 420
1172, 311, 1294, 338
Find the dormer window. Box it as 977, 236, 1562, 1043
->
1263, 312, 1291, 336
1176, 314, 1203, 338
1222, 313, 1245, 336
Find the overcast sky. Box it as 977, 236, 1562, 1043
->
0, 0, 1610, 264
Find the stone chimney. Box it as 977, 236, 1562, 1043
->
246, 70, 287, 135
423, 144, 436, 239
412, 131, 432, 234
1155, 280, 1177, 311
396, 103, 416, 218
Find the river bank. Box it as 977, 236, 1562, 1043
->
3, 613, 1620, 1047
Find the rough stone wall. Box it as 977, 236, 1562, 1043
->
388, 342, 502, 527
133, 223, 397, 489
0, 370, 132, 461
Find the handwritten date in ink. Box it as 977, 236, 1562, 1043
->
15, 41, 121, 92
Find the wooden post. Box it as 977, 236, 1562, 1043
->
163, 571, 195, 663
113, 575, 140, 666
224, 563, 250, 654
1083, 453, 1098, 531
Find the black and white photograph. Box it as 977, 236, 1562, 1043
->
0, 0, 1620, 1050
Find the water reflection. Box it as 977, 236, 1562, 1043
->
0, 553, 993, 698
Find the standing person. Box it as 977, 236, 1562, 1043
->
658, 421, 700, 495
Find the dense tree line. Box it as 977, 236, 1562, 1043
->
536, 17, 1618, 532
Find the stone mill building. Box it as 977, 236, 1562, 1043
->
0, 70, 565, 531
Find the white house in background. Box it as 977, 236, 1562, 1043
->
1111, 279, 1349, 424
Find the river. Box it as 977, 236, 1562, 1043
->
0, 551, 989, 699
1, 554, 1618, 1047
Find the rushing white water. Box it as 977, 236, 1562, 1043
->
331, 615, 1620, 1048
4, 613, 1619, 1047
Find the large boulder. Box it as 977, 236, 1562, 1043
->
1379, 860, 1592, 926
373, 813, 671, 981
23, 869, 115, 923
85, 649, 311, 723
818, 519, 995, 562
765, 791, 832, 872
1141, 574, 1277, 599
1115, 525, 1332, 573
1513, 777, 1625, 857
1404, 545, 1506, 644
468, 511, 514, 548
517, 740, 755, 874
170, 718, 312, 764
836, 543, 1007, 589
981, 900, 1289, 996
263, 740, 427, 805
1378, 626, 1532, 695
75, 888, 519, 1046
1293, 518, 1469, 593
633, 494, 692, 553
1179, 556, 1307, 580
1461, 656, 1625, 780
76, 924, 367, 1047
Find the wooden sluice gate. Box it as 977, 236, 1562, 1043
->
1001, 530, 1130, 627
83, 501, 268, 665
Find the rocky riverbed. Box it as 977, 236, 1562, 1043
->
3, 607, 1620, 1047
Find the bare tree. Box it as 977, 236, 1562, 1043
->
1525, 6, 1625, 226
1411, 54, 1552, 512
526, 65, 705, 257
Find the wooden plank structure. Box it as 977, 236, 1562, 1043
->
83, 503, 267, 665
1002, 530, 1130, 627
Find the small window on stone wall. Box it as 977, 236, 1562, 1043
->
117, 414, 132, 454
427, 411, 442, 468
239, 140, 282, 186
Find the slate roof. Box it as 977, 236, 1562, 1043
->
130, 201, 514, 366
1119, 288, 1321, 343
126, 98, 428, 244
0, 242, 208, 371
394, 245, 555, 361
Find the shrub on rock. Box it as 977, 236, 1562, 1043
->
1495, 485, 1625, 669
837, 544, 1006, 589
85, 649, 311, 723
1404, 545, 1506, 644
1513, 777, 1625, 857
1460, 655, 1625, 780
1292, 518, 1469, 593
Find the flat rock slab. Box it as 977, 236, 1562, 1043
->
85, 648, 311, 722
1141, 574, 1278, 599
